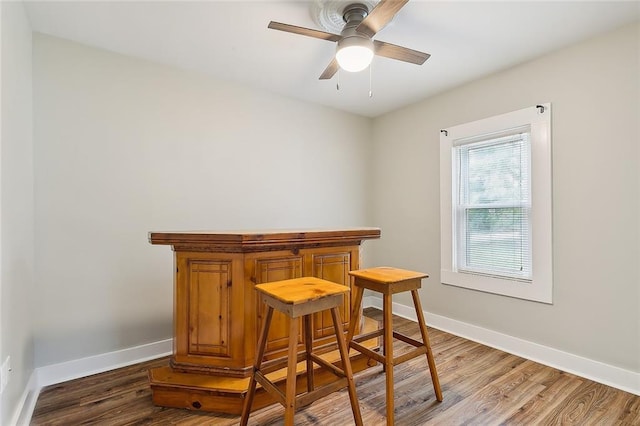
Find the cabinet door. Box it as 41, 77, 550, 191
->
186, 260, 233, 356
302, 246, 359, 341
248, 252, 304, 358
174, 252, 244, 372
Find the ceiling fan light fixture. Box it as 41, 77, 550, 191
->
335, 36, 374, 72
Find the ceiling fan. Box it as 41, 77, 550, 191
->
268, 0, 430, 80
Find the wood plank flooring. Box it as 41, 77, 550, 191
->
31, 308, 640, 425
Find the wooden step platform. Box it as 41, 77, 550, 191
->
149, 317, 379, 414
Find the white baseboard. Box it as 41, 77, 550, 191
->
36, 338, 172, 388
363, 295, 640, 396
9, 338, 172, 426
9, 371, 39, 426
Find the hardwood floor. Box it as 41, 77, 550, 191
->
31, 308, 640, 425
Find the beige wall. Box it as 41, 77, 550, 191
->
370, 22, 639, 372
32, 34, 373, 367
1, 2, 35, 424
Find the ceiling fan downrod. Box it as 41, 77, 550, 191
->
342, 3, 369, 27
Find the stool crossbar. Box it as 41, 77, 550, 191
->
347, 267, 443, 425
240, 277, 363, 426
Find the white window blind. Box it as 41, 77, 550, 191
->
454, 130, 532, 280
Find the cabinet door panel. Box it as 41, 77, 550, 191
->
187, 260, 233, 357
252, 255, 303, 357
305, 248, 356, 340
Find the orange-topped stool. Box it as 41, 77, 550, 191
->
240, 277, 363, 426
346, 267, 443, 425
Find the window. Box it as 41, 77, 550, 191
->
440, 104, 552, 303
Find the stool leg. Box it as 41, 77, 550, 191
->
383, 293, 394, 425
411, 289, 443, 402
330, 307, 363, 426
284, 316, 299, 426
240, 305, 274, 426
304, 314, 314, 393
346, 285, 364, 344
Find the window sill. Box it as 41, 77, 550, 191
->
441, 269, 552, 304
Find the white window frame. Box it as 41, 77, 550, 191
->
440, 104, 553, 303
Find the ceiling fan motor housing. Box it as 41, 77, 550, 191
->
311, 0, 379, 34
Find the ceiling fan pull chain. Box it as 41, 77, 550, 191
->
337, 69, 340, 91
369, 62, 373, 98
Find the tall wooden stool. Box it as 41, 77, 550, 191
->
346, 267, 443, 425
240, 277, 363, 426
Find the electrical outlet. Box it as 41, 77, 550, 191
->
0, 356, 10, 394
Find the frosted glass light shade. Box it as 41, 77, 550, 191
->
336, 37, 374, 72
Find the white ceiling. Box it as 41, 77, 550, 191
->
24, 1, 640, 117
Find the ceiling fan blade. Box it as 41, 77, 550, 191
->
356, 0, 409, 38
319, 58, 339, 80
373, 40, 430, 65
268, 21, 341, 42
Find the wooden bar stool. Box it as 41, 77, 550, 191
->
346, 267, 443, 425
240, 277, 363, 426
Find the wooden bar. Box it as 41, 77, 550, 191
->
147, 228, 380, 413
